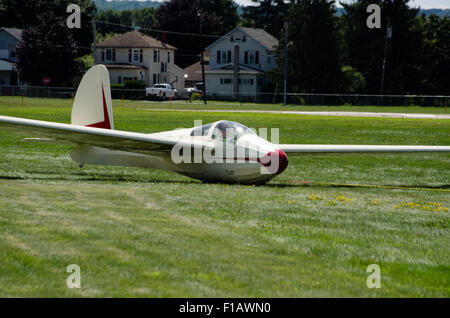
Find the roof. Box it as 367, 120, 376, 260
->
184, 60, 210, 82
206, 27, 279, 51
97, 31, 176, 50
104, 63, 148, 70
1, 27, 22, 41
239, 27, 279, 51
0, 58, 15, 71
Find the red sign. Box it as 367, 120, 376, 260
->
43, 77, 50, 86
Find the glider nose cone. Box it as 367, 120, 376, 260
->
275, 149, 289, 174
259, 149, 289, 175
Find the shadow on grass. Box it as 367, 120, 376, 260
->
1, 173, 449, 191
0, 173, 198, 185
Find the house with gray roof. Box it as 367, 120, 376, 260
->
95, 31, 185, 91
204, 27, 278, 100
0, 27, 22, 85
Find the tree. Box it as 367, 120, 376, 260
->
155, 0, 239, 68
0, 0, 96, 50
341, 0, 426, 94
96, 7, 157, 35
241, 0, 290, 39
16, 12, 80, 86
96, 9, 130, 35
133, 7, 157, 32
270, 0, 343, 93
420, 14, 450, 94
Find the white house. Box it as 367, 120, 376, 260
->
0, 27, 22, 85
204, 27, 278, 100
96, 31, 185, 91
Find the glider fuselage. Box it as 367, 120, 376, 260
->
70, 121, 289, 184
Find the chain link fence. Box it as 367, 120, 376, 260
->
1, 85, 448, 107
0, 85, 146, 100
208, 91, 450, 107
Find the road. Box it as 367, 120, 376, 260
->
144, 108, 450, 119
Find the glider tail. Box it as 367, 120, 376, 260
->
71, 65, 114, 130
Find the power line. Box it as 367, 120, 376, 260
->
95, 20, 221, 39
94, 20, 281, 42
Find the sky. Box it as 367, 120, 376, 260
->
232, 0, 450, 9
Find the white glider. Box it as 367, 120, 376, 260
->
0, 65, 449, 184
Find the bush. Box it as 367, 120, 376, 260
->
191, 92, 202, 100
341, 65, 366, 93
111, 84, 125, 89
124, 80, 146, 89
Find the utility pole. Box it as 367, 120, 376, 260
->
93, 19, 97, 64
283, 22, 288, 105
233, 45, 239, 99
379, 18, 392, 103
198, 13, 207, 105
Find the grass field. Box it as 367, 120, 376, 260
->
0, 97, 449, 297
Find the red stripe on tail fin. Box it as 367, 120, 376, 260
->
86, 84, 111, 129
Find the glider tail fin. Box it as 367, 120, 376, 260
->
71, 65, 114, 130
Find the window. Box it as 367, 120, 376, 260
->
168, 51, 171, 63
266, 50, 272, 64
242, 36, 246, 42
217, 50, 221, 64
153, 73, 159, 84
220, 78, 232, 85
255, 51, 259, 64
105, 48, 112, 62
153, 50, 160, 62
133, 49, 140, 62
234, 37, 241, 42
222, 51, 227, 63
249, 51, 255, 64
244, 51, 248, 64
227, 51, 231, 63
237, 79, 254, 86
161, 62, 167, 73
9, 45, 16, 59
230, 36, 234, 42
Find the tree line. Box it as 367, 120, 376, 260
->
0, 0, 448, 95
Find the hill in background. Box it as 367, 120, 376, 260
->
93, 0, 160, 10
335, 7, 450, 17
93, 1, 449, 17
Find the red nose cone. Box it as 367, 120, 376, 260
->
259, 149, 289, 175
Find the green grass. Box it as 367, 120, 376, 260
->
1, 96, 448, 114
0, 98, 449, 297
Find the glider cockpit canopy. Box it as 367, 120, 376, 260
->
190, 121, 255, 142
